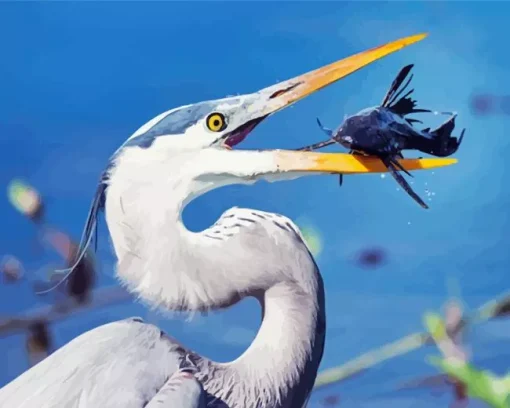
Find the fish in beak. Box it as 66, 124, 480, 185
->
222, 32, 457, 180
291, 64, 465, 208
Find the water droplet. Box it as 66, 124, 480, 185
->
431, 172, 435, 176
396, 188, 401, 192
407, 221, 412, 225
380, 174, 386, 179
424, 182, 428, 186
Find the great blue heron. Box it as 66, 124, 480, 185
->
0, 33, 456, 408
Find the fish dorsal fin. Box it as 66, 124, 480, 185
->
382, 65, 433, 118
381, 64, 414, 108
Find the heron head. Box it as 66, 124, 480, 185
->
121, 34, 429, 156
110, 34, 427, 191
120, 92, 274, 156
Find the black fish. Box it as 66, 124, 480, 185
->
297, 64, 465, 209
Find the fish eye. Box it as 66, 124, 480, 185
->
206, 112, 227, 132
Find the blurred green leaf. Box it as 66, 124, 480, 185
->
428, 357, 510, 408
423, 311, 447, 343
424, 311, 510, 408
295, 219, 323, 258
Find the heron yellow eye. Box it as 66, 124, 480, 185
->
206, 112, 227, 132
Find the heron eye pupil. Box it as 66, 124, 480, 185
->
206, 113, 226, 132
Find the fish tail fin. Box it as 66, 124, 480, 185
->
411, 115, 464, 157
430, 114, 456, 139
428, 115, 464, 156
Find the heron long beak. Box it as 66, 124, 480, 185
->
225, 33, 429, 148
226, 32, 459, 176
255, 33, 428, 116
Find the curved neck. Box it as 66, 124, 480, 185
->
106, 169, 326, 407
202, 280, 326, 408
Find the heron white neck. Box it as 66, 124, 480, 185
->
203, 280, 325, 408
106, 151, 326, 407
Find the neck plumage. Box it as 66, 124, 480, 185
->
201, 279, 325, 407
105, 161, 326, 407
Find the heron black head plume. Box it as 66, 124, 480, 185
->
35, 174, 108, 295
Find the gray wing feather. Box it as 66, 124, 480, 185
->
0, 318, 186, 408
145, 371, 207, 408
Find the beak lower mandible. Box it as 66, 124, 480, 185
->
271, 150, 458, 175
254, 33, 428, 116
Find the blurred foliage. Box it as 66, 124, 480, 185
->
425, 311, 510, 408
470, 94, 510, 116
296, 219, 323, 258
7, 179, 44, 222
